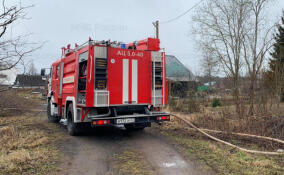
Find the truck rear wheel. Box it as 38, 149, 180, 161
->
67, 104, 80, 136
47, 100, 59, 123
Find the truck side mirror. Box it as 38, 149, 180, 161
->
41, 69, 46, 76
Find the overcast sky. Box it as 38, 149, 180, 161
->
10, 0, 284, 74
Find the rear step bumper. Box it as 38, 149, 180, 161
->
90, 112, 170, 120
90, 112, 170, 126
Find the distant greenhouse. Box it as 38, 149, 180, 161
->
166, 55, 195, 81
166, 55, 196, 97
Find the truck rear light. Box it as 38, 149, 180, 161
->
156, 116, 170, 121
93, 120, 110, 125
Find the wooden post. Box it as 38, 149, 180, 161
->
152, 20, 159, 39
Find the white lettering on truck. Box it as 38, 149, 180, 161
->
117, 50, 143, 57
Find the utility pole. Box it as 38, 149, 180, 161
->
152, 20, 159, 39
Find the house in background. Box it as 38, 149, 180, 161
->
166, 55, 196, 97
14, 74, 46, 89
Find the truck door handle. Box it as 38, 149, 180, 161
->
89, 55, 93, 83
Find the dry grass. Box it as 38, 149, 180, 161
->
168, 98, 200, 113
167, 99, 284, 140
157, 121, 284, 175
0, 117, 60, 175
0, 89, 42, 116
190, 105, 284, 140
0, 90, 62, 175
163, 97, 284, 174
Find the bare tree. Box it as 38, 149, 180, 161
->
193, 0, 274, 115
243, 0, 274, 115
200, 46, 219, 88
27, 60, 37, 75
0, 0, 39, 72
193, 0, 251, 113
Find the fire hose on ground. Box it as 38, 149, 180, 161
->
170, 113, 284, 156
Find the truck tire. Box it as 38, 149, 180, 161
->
47, 100, 59, 123
66, 104, 80, 136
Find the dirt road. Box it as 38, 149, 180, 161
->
56, 124, 205, 175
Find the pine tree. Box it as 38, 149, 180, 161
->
265, 11, 284, 101
270, 12, 284, 70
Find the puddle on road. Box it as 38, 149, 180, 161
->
161, 159, 187, 168
162, 162, 176, 167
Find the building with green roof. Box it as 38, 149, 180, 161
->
166, 55, 195, 81
166, 55, 196, 97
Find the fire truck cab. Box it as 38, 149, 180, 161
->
44, 37, 170, 136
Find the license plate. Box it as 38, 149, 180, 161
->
116, 118, 135, 124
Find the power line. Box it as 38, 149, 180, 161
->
159, 0, 205, 24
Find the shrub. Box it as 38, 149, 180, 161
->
212, 98, 221, 107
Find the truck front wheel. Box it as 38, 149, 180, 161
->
67, 104, 80, 136
47, 100, 59, 123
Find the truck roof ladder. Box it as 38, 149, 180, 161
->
152, 53, 164, 107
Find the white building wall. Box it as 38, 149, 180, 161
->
0, 68, 17, 85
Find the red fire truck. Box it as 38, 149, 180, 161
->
42, 37, 170, 136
